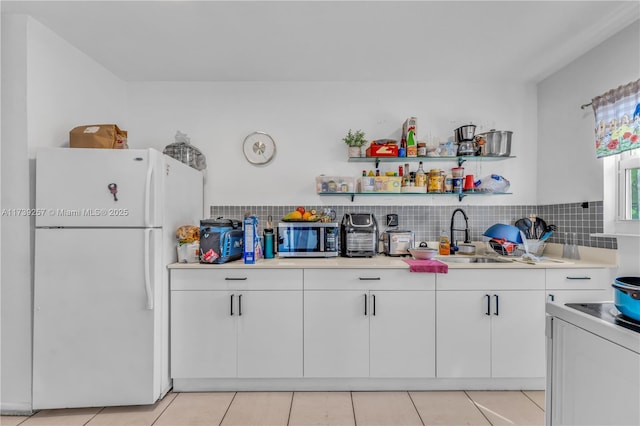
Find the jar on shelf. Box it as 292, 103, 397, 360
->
444, 174, 453, 193
451, 166, 464, 178
428, 169, 443, 193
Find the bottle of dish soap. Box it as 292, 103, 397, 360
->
439, 230, 450, 256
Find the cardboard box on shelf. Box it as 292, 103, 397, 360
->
366, 144, 398, 157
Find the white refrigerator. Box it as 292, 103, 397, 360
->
33, 147, 203, 409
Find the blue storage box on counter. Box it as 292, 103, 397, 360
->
199, 218, 243, 264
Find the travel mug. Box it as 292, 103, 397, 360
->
264, 228, 274, 259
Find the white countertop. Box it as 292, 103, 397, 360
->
169, 243, 616, 270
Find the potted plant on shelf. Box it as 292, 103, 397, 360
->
343, 129, 367, 158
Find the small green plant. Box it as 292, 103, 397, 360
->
342, 129, 367, 147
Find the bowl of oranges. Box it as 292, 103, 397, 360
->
282, 206, 320, 222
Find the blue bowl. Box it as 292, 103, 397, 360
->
483, 224, 523, 244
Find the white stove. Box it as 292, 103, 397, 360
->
545, 301, 640, 426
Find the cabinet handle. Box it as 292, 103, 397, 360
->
566, 276, 591, 280
548, 294, 555, 302
230, 294, 234, 316
359, 277, 381, 280
372, 294, 376, 316
238, 294, 243, 316
485, 294, 491, 316
364, 293, 368, 316
225, 277, 248, 281
494, 294, 499, 316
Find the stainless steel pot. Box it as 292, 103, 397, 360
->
476, 130, 512, 156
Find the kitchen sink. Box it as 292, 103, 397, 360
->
439, 256, 513, 263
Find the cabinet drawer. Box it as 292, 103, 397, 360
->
171, 268, 303, 290
304, 268, 435, 290
436, 269, 545, 290
546, 268, 612, 290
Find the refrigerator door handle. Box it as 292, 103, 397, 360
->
144, 228, 153, 310
144, 160, 153, 227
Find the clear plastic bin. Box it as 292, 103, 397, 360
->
316, 176, 355, 193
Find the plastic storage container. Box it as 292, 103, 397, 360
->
316, 176, 355, 193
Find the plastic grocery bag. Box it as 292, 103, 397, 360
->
475, 175, 510, 193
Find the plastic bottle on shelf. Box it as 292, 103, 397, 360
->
439, 230, 450, 256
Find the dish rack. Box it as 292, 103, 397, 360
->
488, 240, 546, 257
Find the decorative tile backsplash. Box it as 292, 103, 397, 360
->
210, 201, 617, 249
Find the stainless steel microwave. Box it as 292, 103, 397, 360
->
277, 222, 339, 257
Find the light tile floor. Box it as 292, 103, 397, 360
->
2, 390, 544, 426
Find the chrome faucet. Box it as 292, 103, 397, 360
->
450, 208, 470, 254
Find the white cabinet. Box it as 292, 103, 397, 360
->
170, 269, 303, 379
370, 290, 434, 377
171, 290, 236, 378
168, 263, 616, 389
545, 268, 612, 305
304, 269, 436, 378
304, 290, 369, 377
436, 269, 546, 378
435, 290, 491, 377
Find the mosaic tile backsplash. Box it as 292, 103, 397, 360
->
210, 201, 617, 250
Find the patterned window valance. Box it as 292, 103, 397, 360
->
593, 79, 640, 158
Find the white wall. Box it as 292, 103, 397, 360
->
127, 80, 538, 209
0, 14, 126, 413
537, 20, 640, 205
537, 20, 640, 276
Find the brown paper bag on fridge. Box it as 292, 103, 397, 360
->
69, 124, 128, 149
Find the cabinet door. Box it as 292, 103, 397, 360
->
370, 291, 435, 378
436, 291, 491, 378
170, 290, 236, 378
237, 291, 303, 378
491, 290, 546, 378
304, 290, 369, 377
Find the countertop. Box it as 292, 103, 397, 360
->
169, 243, 617, 270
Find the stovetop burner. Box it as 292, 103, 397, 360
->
565, 302, 640, 334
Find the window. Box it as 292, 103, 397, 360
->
604, 149, 640, 236
619, 152, 640, 220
